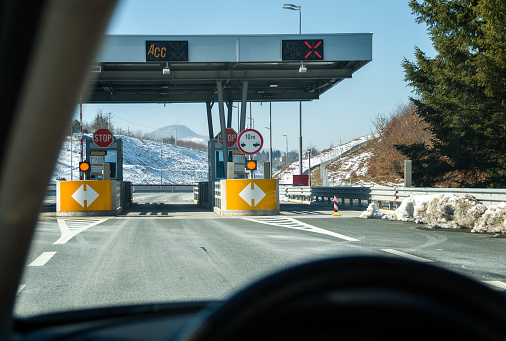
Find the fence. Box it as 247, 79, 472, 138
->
132, 184, 193, 192
283, 185, 506, 209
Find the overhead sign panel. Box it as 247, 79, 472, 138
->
146, 41, 189, 61
282, 39, 324, 61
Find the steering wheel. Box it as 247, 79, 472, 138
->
175, 256, 506, 340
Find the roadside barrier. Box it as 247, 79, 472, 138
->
332, 195, 340, 216
283, 186, 506, 209
132, 184, 193, 192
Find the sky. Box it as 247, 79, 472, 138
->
78, 0, 436, 153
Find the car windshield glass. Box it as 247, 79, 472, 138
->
13, 0, 506, 319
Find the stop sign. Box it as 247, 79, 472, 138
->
93, 128, 114, 148
217, 128, 238, 147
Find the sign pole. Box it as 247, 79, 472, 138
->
80, 98, 83, 180
269, 102, 272, 178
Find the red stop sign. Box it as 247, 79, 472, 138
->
93, 128, 114, 148
217, 128, 238, 147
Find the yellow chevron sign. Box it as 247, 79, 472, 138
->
225, 179, 277, 210
58, 180, 111, 211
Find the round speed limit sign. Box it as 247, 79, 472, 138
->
237, 129, 263, 155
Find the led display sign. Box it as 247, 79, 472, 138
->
282, 40, 324, 61
146, 41, 189, 62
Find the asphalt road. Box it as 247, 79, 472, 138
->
15, 193, 506, 318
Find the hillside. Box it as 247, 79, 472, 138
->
274, 135, 404, 187
52, 135, 207, 184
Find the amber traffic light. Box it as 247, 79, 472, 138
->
245, 160, 257, 171
79, 161, 90, 172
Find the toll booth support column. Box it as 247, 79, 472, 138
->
226, 100, 233, 129
240, 80, 248, 132
206, 101, 214, 140
216, 80, 229, 176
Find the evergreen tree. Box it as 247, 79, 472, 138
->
400, 0, 506, 187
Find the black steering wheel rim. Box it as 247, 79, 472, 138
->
175, 256, 506, 340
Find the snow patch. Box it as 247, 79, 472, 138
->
359, 202, 392, 220
361, 193, 505, 234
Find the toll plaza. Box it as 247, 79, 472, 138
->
64, 33, 372, 216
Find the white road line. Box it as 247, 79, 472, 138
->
17, 285, 26, 295
243, 217, 359, 242
28, 252, 56, 267
380, 249, 433, 263
54, 218, 107, 244
483, 280, 506, 290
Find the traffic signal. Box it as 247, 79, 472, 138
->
245, 160, 257, 171
79, 161, 91, 178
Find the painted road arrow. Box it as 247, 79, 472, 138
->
239, 182, 266, 207
71, 184, 99, 208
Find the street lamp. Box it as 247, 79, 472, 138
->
282, 134, 288, 168
307, 148, 312, 186
283, 3, 303, 176
282, 4, 301, 34
269, 102, 272, 177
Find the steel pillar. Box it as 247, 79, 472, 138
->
299, 101, 303, 175
240, 80, 248, 132
216, 81, 228, 175
206, 101, 214, 140
226, 100, 233, 128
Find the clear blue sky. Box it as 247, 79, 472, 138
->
79, 0, 435, 152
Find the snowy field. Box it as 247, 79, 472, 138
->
360, 193, 506, 234
274, 135, 375, 184
51, 135, 208, 185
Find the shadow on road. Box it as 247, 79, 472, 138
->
119, 202, 212, 217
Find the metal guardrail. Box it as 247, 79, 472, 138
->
132, 184, 193, 192
283, 186, 506, 209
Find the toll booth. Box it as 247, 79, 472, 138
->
207, 139, 245, 208
85, 136, 123, 181
208, 139, 246, 182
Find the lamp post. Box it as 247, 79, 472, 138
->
283, 3, 303, 176
269, 102, 272, 177
282, 134, 288, 168
282, 3, 301, 34
307, 148, 311, 187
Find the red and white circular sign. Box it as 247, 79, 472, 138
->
237, 129, 263, 155
93, 128, 114, 148
217, 128, 238, 148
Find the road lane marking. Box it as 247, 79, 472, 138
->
28, 252, 56, 266
54, 218, 107, 244
380, 249, 433, 262
17, 285, 26, 295
243, 217, 359, 242
483, 281, 506, 290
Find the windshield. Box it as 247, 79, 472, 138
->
13, 0, 506, 318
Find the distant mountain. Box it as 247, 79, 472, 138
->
149, 125, 208, 145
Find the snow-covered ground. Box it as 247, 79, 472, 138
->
52, 135, 208, 184
360, 193, 505, 234
274, 135, 375, 184
325, 150, 374, 187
